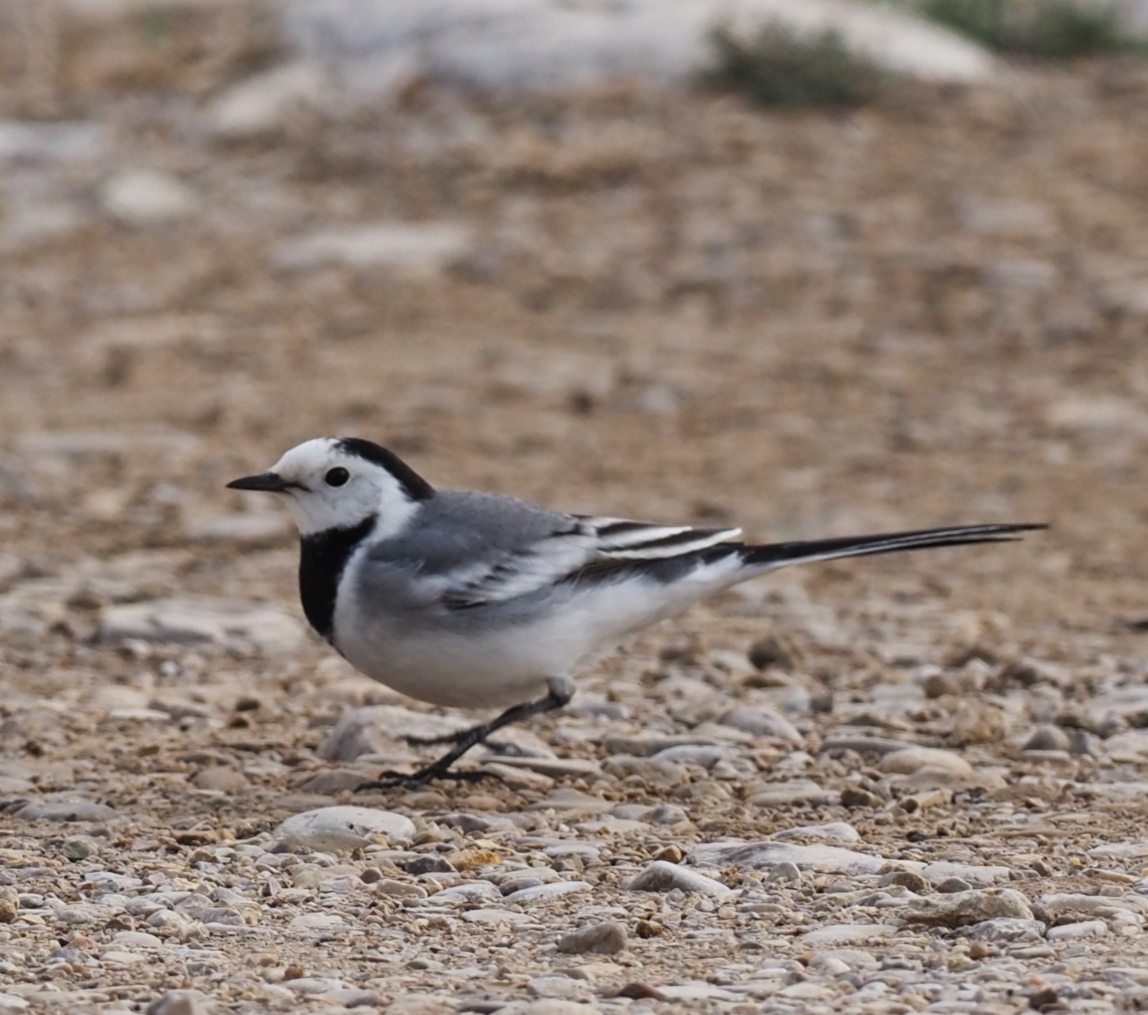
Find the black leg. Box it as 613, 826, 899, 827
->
356, 687, 572, 791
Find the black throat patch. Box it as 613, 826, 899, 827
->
298, 515, 377, 642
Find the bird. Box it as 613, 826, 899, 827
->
228, 437, 1044, 788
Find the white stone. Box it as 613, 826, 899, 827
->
626, 860, 732, 898
274, 805, 415, 851
502, 881, 592, 904
99, 597, 304, 654
0, 121, 108, 164
288, 912, 348, 930
1047, 919, 1108, 941
207, 61, 328, 138
879, 747, 973, 777
285, 0, 995, 97
430, 881, 503, 904
774, 821, 860, 843
100, 170, 197, 225
688, 840, 892, 876
273, 222, 474, 278
799, 924, 896, 945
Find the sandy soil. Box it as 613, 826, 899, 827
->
1, 14, 1148, 1014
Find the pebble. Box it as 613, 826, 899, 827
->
747, 778, 835, 806
145, 992, 210, 1015
879, 747, 974, 777
718, 706, 803, 743
626, 861, 732, 898
273, 222, 474, 278
800, 924, 896, 945
100, 170, 197, 226
555, 921, 627, 954
1023, 723, 1071, 752
207, 61, 328, 138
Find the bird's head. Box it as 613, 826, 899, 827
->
227, 437, 434, 537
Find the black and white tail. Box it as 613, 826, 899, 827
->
740, 523, 1047, 573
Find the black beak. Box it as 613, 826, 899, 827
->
227, 472, 292, 493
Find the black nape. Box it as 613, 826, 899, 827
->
335, 438, 435, 501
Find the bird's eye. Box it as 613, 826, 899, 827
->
324, 467, 350, 487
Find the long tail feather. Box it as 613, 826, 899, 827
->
741, 523, 1047, 572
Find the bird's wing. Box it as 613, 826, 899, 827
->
439, 515, 741, 609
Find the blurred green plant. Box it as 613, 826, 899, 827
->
917, 0, 1138, 59
704, 23, 889, 108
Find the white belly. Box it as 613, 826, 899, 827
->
331, 552, 746, 710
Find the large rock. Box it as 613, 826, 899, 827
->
284, 0, 994, 100
688, 840, 891, 876
272, 806, 415, 851
99, 598, 305, 655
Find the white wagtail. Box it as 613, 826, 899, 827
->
229, 437, 1044, 787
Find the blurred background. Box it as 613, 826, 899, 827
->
0, 0, 1145, 666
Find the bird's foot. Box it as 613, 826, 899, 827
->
402, 729, 470, 747
355, 767, 497, 792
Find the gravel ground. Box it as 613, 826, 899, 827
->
1, 22, 1148, 1015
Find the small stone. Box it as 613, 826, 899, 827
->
652, 845, 683, 863
766, 861, 801, 885
191, 767, 248, 793
923, 671, 961, 698
556, 921, 627, 955
207, 61, 327, 138
626, 861, 732, 898
62, 838, 97, 861
748, 779, 834, 807
1023, 724, 1070, 752
747, 634, 796, 670
841, 786, 883, 808
273, 222, 474, 278
101, 170, 196, 226
800, 924, 896, 945
145, 991, 210, 1015
880, 747, 973, 777
718, 706, 802, 744
879, 870, 930, 894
